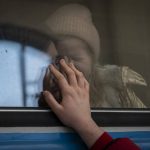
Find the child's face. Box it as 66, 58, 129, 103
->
55, 37, 93, 80
40, 37, 93, 106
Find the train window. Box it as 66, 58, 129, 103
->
0, 0, 150, 127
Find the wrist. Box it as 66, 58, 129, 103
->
74, 118, 104, 148
73, 117, 94, 132
74, 117, 103, 137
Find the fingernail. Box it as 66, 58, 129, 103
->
43, 91, 48, 96
70, 62, 73, 67
49, 64, 54, 69
60, 59, 65, 63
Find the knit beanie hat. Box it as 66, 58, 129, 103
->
45, 3, 100, 61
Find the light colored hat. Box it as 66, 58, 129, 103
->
45, 3, 100, 60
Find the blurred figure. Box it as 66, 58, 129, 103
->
40, 3, 147, 108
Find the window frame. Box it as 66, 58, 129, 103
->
0, 108, 150, 127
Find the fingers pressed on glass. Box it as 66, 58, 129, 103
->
49, 64, 68, 89
59, 59, 78, 86
43, 91, 62, 114
43, 67, 51, 90
69, 62, 85, 87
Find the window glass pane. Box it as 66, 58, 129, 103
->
25, 46, 51, 107
0, 40, 23, 106
0, 0, 149, 108
0, 40, 51, 107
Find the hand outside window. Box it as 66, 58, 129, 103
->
43, 59, 103, 148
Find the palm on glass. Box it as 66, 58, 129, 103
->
43, 59, 91, 129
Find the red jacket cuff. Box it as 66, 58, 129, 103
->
90, 132, 113, 150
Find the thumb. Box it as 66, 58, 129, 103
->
43, 91, 62, 114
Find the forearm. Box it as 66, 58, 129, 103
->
74, 118, 104, 148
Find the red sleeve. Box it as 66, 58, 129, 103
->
90, 132, 141, 150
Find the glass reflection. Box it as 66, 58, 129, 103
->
0, 40, 51, 107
